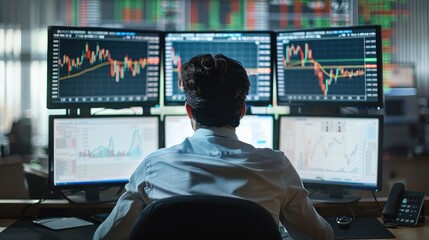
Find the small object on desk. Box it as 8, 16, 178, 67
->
32, 217, 93, 230
278, 224, 292, 240
336, 216, 353, 229
325, 216, 395, 239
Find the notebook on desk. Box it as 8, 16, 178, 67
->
0, 218, 99, 240
33, 217, 93, 230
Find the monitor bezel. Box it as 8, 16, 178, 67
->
47, 25, 163, 110
278, 113, 383, 192
48, 114, 161, 190
163, 30, 275, 107
274, 25, 384, 109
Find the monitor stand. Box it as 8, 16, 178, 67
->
309, 186, 361, 204
67, 187, 119, 203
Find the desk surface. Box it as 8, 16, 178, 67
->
0, 219, 15, 233
1, 198, 429, 239
1, 217, 429, 240
0, 218, 100, 240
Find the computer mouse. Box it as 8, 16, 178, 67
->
336, 216, 353, 229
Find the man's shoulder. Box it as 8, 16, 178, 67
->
249, 147, 285, 159
145, 145, 182, 159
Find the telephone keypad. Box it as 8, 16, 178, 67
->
394, 191, 425, 227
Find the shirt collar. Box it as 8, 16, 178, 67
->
193, 126, 239, 140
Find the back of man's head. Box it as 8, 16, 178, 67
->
179, 54, 250, 128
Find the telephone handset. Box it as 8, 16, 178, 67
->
382, 182, 425, 227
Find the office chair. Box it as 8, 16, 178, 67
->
0, 162, 29, 199
129, 195, 282, 240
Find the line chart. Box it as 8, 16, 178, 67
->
299, 134, 362, 173
279, 116, 380, 184
59, 41, 158, 82
166, 41, 259, 99
78, 130, 143, 159
280, 38, 368, 96
164, 32, 273, 105
57, 39, 157, 98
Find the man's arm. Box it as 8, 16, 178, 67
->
281, 193, 334, 240
93, 188, 146, 240
280, 161, 334, 240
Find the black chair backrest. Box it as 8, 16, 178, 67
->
129, 195, 282, 240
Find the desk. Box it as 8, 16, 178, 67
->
0, 199, 428, 239
390, 222, 429, 240
0, 199, 115, 219
0, 218, 100, 240
0, 219, 15, 233
0, 217, 429, 239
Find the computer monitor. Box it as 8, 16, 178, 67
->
384, 63, 417, 96
49, 115, 160, 202
47, 26, 162, 110
278, 114, 383, 203
275, 25, 383, 108
163, 115, 192, 148
163, 115, 274, 148
236, 115, 274, 148
164, 31, 273, 106
384, 94, 419, 125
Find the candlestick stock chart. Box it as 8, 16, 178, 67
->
58, 39, 155, 98
281, 38, 367, 97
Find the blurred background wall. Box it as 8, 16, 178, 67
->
0, 0, 428, 155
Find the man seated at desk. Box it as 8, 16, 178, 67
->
93, 54, 334, 240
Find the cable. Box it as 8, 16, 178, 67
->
346, 204, 356, 222
18, 178, 51, 219
58, 189, 79, 204
371, 190, 383, 215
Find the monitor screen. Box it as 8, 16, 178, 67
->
384, 95, 419, 125
164, 31, 273, 106
275, 25, 383, 108
164, 115, 274, 148
49, 115, 160, 193
384, 63, 417, 96
236, 115, 274, 148
278, 114, 383, 202
47, 26, 162, 109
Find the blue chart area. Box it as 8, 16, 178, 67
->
169, 41, 258, 96
78, 130, 143, 159
281, 37, 366, 96
58, 38, 149, 98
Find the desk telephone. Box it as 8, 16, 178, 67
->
382, 182, 425, 227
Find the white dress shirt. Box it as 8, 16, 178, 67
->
93, 126, 333, 240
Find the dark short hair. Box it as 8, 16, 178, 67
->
178, 54, 250, 127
